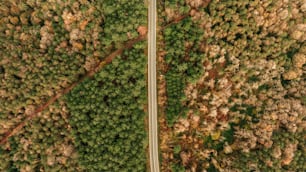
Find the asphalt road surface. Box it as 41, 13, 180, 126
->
148, 0, 160, 171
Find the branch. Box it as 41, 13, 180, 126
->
161, 14, 189, 30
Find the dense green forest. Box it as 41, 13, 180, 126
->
164, 17, 204, 126
159, 0, 305, 171
0, 0, 147, 171
65, 44, 147, 172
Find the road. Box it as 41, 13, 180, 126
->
148, 0, 160, 172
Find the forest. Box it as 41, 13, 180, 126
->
0, 0, 148, 171
0, 0, 305, 171
158, 0, 305, 171
65, 44, 147, 172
